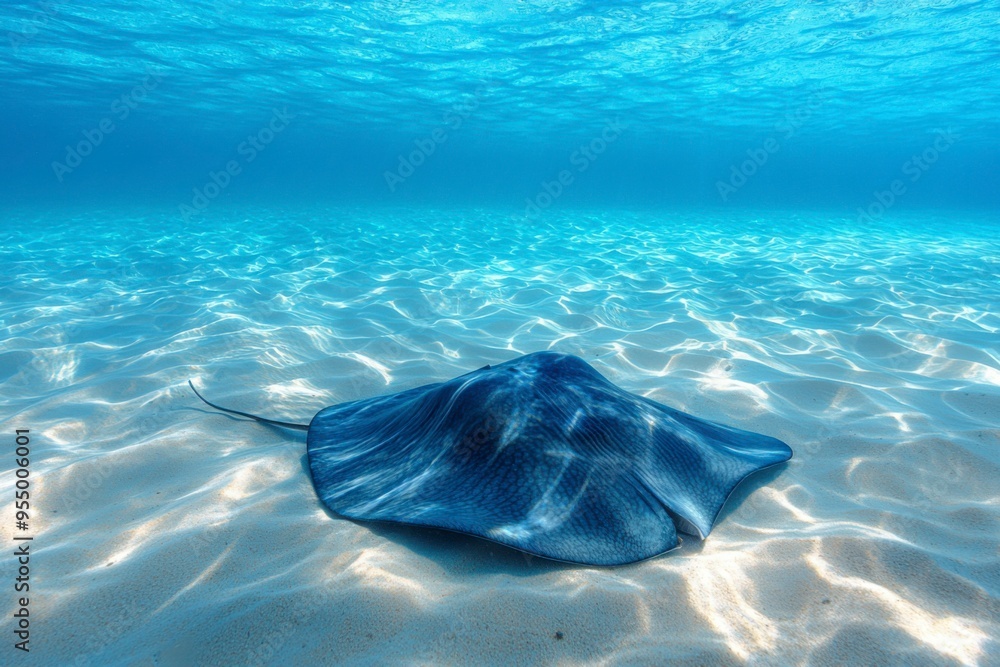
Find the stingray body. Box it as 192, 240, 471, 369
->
192, 351, 792, 566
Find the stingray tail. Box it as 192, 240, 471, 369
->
188, 380, 310, 431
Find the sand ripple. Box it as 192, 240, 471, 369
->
1, 207, 997, 665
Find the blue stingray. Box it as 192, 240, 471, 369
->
190, 351, 792, 566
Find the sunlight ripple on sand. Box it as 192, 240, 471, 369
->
1, 207, 997, 665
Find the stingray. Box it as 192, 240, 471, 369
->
190, 351, 792, 566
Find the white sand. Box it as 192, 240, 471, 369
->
1, 207, 997, 665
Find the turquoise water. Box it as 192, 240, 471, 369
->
2, 2, 999, 665
3, 207, 999, 404
2, 1, 999, 209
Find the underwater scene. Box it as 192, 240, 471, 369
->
1, 1, 998, 665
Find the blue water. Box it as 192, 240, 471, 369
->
2, 0, 999, 211
2, 2, 999, 666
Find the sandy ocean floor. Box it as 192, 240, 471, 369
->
1, 206, 998, 666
